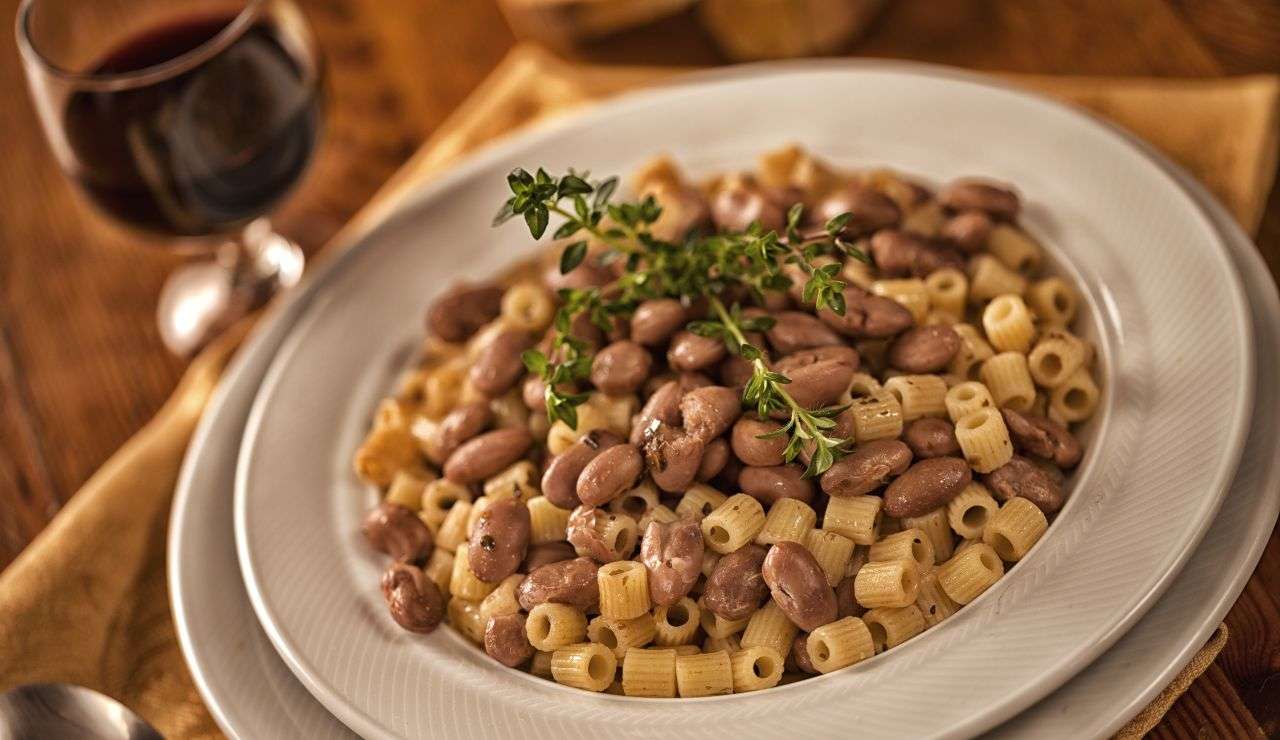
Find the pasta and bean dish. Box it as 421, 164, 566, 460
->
353, 146, 1101, 697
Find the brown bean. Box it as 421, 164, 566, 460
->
835, 575, 864, 619
523, 541, 577, 572
426, 282, 503, 343
939, 180, 1020, 220
590, 340, 652, 395
763, 541, 838, 631
719, 354, 758, 389
640, 519, 705, 606
1001, 409, 1082, 468
361, 502, 434, 563
543, 252, 613, 292
883, 457, 972, 517
517, 556, 600, 611
484, 613, 534, 667
566, 506, 633, 563
697, 438, 731, 481
791, 635, 819, 674
739, 464, 815, 506
703, 544, 770, 620
779, 359, 854, 412
643, 424, 705, 493
667, 330, 728, 372
820, 439, 913, 497
380, 562, 444, 634
764, 311, 842, 355
469, 497, 531, 583
630, 381, 684, 445
813, 183, 901, 236
888, 325, 961, 373
540, 430, 623, 509
425, 401, 492, 465
576, 443, 644, 506
818, 286, 915, 339
731, 417, 789, 467
902, 418, 961, 459
470, 329, 535, 396
711, 182, 786, 233
680, 385, 743, 443
630, 299, 689, 346
940, 210, 993, 252
444, 427, 533, 485
869, 229, 965, 278
522, 375, 547, 412
983, 456, 1065, 513
773, 345, 861, 374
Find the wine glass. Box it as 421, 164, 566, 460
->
16, 0, 324, 354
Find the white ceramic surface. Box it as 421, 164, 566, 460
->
233, 65, 1253, 739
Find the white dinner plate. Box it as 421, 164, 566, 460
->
232, 63, 1253, 739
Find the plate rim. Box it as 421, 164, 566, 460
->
207, 58, 1254, 739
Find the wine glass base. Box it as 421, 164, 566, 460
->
157, 229, 304, 355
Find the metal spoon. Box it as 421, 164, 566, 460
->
0, 683, 162, 740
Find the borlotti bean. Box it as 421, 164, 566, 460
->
355, 149, 1099, 694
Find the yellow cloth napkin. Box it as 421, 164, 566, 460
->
0, 44, 1275, 738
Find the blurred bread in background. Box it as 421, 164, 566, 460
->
497, 0, 888, 59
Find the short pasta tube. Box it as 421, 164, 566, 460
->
945, 381, 996, 423
954, 407, 1014, 473
422, 359, 468, 420
755, 497, 817, 546
676, 651, 733, 697
730, 646, 784, 693
526, 603, 588, 651
588, 613, 657, 658
466, 496, 491, 539
672, 644, 702, 657
701, 494, 767, 554
863, 605, 926, 651
982, 294, 1036, 353
572, 511, 640, 562
983, 497, 1049, 561
915, 567, 959, 627
868, 528, 935, 571
1026, 277, 1078, 327
353, 426, 421, 488
676, 484, 729, 521
1049, 368, 1100, 422
446, 598, 486, 643
598, 560, 651, 620
804, 529, 857, 586
883, 375, 948, 421
986, 223, 1043, 273
653, 597, 701, 646
872, 278, 930, 324
482, 460, 539, 503
847, 372, 883, 396
489, 389, 530, 430
609, 481, 660, 519
900, 508, 954, 562
704, 634, 741, 655
968, 254, 1028, 301
527, 496, 571, 545
639, 504, 679, 531
850, 390, 904, 443
841, 254, 877, 289
948, 324, 996, 380
853, 559, 920, 609
450, 544, 496, 600
384, 470, 429, 511
806, 617, 876, 673
551, 642, 617, 692
478, 574, 524, 621
938, 542, 1005, 604
420, 479, 473, 531
622, 647, 677, 697
700, 599, 750, 638
823, 495, 883, 546
740, 601, 799, 657
422, 547, 454, 596
980, 352, 1036, 412
947, 483, 1000, 539
499, 281, 556, 333
924, 267, 968, 320
1027, 329, 1088, 388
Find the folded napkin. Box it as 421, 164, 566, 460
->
0, 43, 1274, 739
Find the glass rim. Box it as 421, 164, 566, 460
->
15, 0, 264, 91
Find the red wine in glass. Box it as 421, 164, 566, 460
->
62, 12, 322, 236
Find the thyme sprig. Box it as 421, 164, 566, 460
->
495, 166, 864, 475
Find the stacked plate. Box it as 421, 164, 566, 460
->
168, 62, 1280, 739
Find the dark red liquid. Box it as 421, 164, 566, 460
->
62, 12, 322, 236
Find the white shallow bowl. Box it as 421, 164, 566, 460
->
231, 64, 1253, 739
167, 151, 1280, 739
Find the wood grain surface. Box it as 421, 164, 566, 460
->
0, 0, 1276, 736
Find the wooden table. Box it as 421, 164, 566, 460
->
0, 1, 1276, 736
